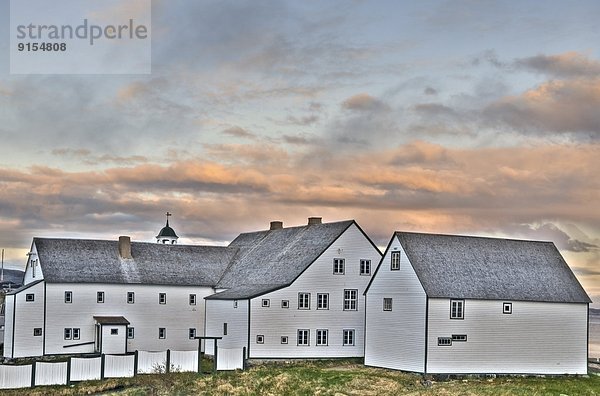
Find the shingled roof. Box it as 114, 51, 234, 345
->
394, 232, 590, 303
209, 220, 355, 298
34, 238, 236, 286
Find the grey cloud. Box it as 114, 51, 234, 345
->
505, 223, 598, 252
424, 87, 437, 95
221, 126, 256, 140
515, 52, 600, 78
285, 115, 319, 126
342, 93, 390, 112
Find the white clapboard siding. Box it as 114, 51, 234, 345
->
34, 361, 68, 386
23, 243, 43, 285
137, 351, 167, 374
3, 295, 15, 358
365, 237, 427, 372
70, 357, 101, 381
217, 348, 244, 370
10, 281, 45, 358
0, 364, 32, 389
43, 283, 213, 356
205, 299, 249, 353
427, 299, 588, 374
249, 223, 381, 358
170, 350, 198, 372
104, 354, 135, 378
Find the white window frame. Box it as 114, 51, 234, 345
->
317, 293, 329, 310
64, 291, 72, 303
298, 292, 310, 310
25, 293, 35, 302
159, 293, 167, 304
383, 297, 392, 311
343, 289, 358, 311
256, 334, 264, 344
391, 251, 400, 270
127, 327, 135, 339
159, 327, 166, 339
73, 328, 80, 340
262, 299, 270, 307
189, 294, 197, 305
281, 300, 289, 309
189, 328, 197, 339
438, 337, 452, 346
297, 329, 309, 346
333, 258, 345, 274
343, 329, 355, 346
64, 328, 72, 340
97, 291, 104, 303
450, 299, 464, 319
316, 329, 328, 346
360, 259, 371, 275
281, 336, 288, 344
110, 328, 119, 335
503, 302, 512, 314
127, 291, 135, 304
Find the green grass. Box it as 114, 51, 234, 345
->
2, 360, 599, 395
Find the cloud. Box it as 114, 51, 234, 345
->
52, 148, 148, 165
515, 51, 600, 78
504, 223, 598, 252
285, 115, 319, 126
341, 93, 390, 112
424, 86, 437, 95
221, 126, 256, 140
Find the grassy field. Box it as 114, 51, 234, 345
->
2, 360, 599, 395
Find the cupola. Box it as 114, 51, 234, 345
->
156, 212, 179, 244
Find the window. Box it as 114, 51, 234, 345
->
32, 259, 37, 278
360, 259, 371, 275
316, 329, 328, 346
383, 298, 392, 311
97, 291, 104, 303
503, 302, 512, 314
233, 300, 238, 309
25, 293, 34, 302
111, 328, 119, 335
223, 323, 228, 335
262, 299, 270, 307
256, 335, 264, 344
127, 328, 135, 339
64, 328, 72, 340
73, 328, 80, 340
343, 329, 355, 346
438, 337, 452, 346
159, 328, 166, 339
189, 294, 197, 305
127, 292, 135, 304
281, 300, 289, 309
64, 291, 72, 303
33, 328, 42, 336
298, 293, 310, 310
391, 251, 400, 270
343, 289, 358, 311
64, 328, 80, 340
159, 293, 167, 304
452, 334, 467, 342
297, 329, 309, 346
281, 336, 288, 344
317, 293, 329, 310
189, 328, 196, 339
333, 258, 345, 274
450, 299, 464, 319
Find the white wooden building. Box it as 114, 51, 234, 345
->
205, 218, 382, 359
364, 232, 591, 375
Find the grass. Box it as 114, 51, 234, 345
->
1, 359, 599, 395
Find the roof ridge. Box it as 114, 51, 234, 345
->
395, 231, 556, 245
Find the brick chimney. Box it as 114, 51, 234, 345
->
118, 236, 132, 259
308, 217, 322, 225
270, 221, 283, 230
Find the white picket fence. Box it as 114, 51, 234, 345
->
0, 347, 245, 390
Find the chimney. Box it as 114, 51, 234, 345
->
270, 221, 283, 230
118, 236, 132, 259
308, 217, 322, 225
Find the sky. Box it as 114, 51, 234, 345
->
0, 1, 598, 306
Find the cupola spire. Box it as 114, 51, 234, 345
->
156, 212, 179, 244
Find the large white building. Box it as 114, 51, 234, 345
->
364, 232, 591, 375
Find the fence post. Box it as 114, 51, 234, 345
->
134, 350, 138, 376
100, 354, 105, 380
31, 361, 36, 388
166, 349, 171, 374
197, 342, 202, 374
243, 347, 247, 371
213, 341, 218, 373
66, 357, 71, 386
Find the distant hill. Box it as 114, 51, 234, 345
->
0, 269, 24, 288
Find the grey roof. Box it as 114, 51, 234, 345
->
94, 316, 130, 325
214, 220, 355, 298
205, 284, 282, 300
6, 279, 44, 295
34, 238, 236, 286
394, 232, 591, 303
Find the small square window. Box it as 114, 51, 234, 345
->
64, 291, 72, 303
127, 292, 135, 304
33, 328, 42, 336
73, 328, 80, 340
111, 328, 118, 335
127, 327, 135, 339
333, 258, 345, 274
189, 294, 197, 305
25, 293, 35, 302
281, 300, 289, 308
281, 336, 288, 344
223, 323, 228, 336
159, 327, 166, 339
159, 293, 167, 304
64, 328, 72, 340
189, 328, 197, 339
97, 291, 105, 303
391, 251, 401, 270
383, 298, 392, 311
256, 335, 264, 344
360, 259, 371, 275
503, 302, 512, 314
262, 299, 270, 307
438, 337, 452, 346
